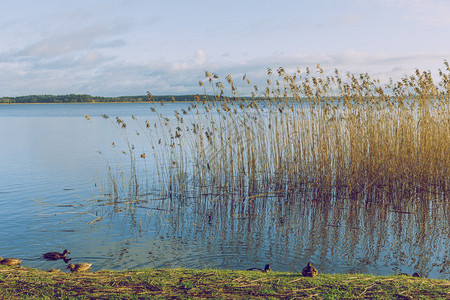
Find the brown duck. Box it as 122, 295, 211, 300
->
247, 264, 271, 272
66, 263, 92, 273
0, 257, 22, 266
302, 263, 318, 277
43, 249, 70, 260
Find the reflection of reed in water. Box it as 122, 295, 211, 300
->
132, 189, 447, 279
79, 179, 449, 278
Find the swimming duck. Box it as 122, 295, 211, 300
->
302, 262, 318, 277
0, 257, 22, 266
247, 264, 271, 272
43, 249, 70, 260
66, 263, 92, 273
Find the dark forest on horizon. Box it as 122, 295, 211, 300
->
0, 94, 207, 104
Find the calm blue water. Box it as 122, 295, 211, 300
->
0, 103, 448, 279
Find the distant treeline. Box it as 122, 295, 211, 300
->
0, 94, 217, 104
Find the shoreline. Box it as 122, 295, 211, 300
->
1, 265, 448, 299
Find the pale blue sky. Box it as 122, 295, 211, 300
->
1, 0, 450, 96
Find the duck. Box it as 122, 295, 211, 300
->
66, 263, 92, 273
0, 257, 22, 266
399, 272, 422, 277
247, 264, 271, 272
43, 249, 70, 260
46, 269, 63, 273
302, 262, 318, 277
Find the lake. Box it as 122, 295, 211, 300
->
0, 102, 448, 279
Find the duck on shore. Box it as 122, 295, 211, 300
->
399, 272, 422, 277
66, 263, 92, 273
302, 263, 318, 277
0, 257, 22, 266
43, 250, 70, 260
247, 264, 271, 272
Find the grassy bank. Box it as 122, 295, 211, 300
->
1, 265, 448, 299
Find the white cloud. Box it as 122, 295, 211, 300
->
79, 51, 108, 65
14, 24, 127, 58
1, 50, 449, 97
194, 50, 207, 65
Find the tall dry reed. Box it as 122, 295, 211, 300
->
105, 63, 450, 202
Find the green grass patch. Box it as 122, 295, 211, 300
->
1, 265, 448, 299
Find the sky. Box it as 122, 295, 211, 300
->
1, 0, 450, 97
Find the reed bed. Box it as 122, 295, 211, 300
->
98, 63, 450, 204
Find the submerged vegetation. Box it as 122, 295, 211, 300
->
95, 63, 450, 202
1, 265, 449, 299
